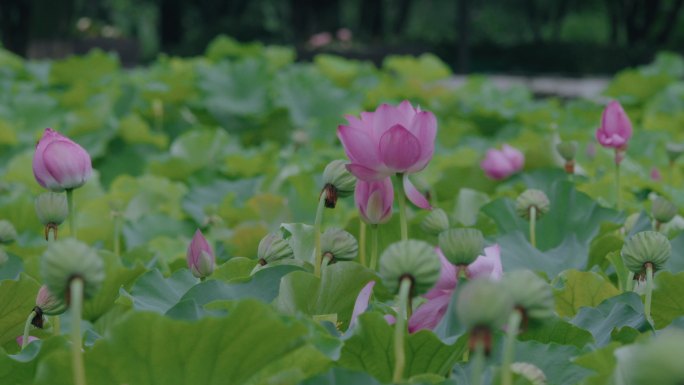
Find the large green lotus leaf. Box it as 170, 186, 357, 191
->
651, 271, 684, 329
603, 68, 674, 106
274, 263, 378, 329
122, 214, 194, 250
117, 268, 197, 314
49, 50, 119, 86
109, 174, 188, 221
570, 292, 648, 346
281, 223, 315, 263
492, 232, 587, 276
300, 367, 382, 385
338, 312, 467, 383
182, 178, 258, 225
82, 251, 145, 321
452, 188, 490, 226
519, 316, 594, 348
0, 252, 22, 281
666, 232, 684, 273
118, 114, 168, 148
573, 342, 620, 385
33, 300, 331, 385
0, 337, 69, 385
554, 270, 620, 317
212, 257, 256, 281
204, 35, 265, 61
0, 274, 40, 346
383, 53, 451, 82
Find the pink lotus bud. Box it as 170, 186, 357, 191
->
355, 178, 394, 225
336, 28, 352, 42
595, 100, 633, 150
32, 128, 92, 192
651, 167, 662, 181
187, 229, 215, 278
308, 32, 332, 48
480, 144, 525, 180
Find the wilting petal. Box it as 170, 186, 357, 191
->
350, 281, 376, 327
379, 125, 421, 172
467, 244, 503, 280
408, 294, 451, 333
403, 174, 431, 209
425, 249, 457, 299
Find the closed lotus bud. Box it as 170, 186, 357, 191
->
32, 128, 92, 192
621, 231, 671, 276
420, 208, 450, 236
0, 220, 17, 244
515, 189, 550, 220
503, 270, 554, 327
666, 143, 684, 164
379, 240, 440, 296
511, 363, 547, 385
321, 160, 356, 208
652, 197, 677, 224
41, 239, 105, 301
187, 229, 215, 278
438, 228, 484, 266
456, 279, 513, 331
257, 231, 294, 266
556, 141, 577, 162
614, 329, 684, 385
321, 227, 358, 262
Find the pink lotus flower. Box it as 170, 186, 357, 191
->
651, 167, 662, 181
408, 245, 502, 333
355, 178, 394, 225
480, 144, 524, 180
187, 229, 215, 278
596, 100, 632, 149
32, 128, 92, 192
338, 101, 437, 209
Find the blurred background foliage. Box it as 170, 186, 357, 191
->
1, 0, 684, 74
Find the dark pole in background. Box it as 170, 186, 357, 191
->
457, 0, 471, 74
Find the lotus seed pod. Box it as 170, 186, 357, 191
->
420, 208, 450, 236
35, 192, 69, 226
621, 231, 671, 275
35, 285, 67, 316
321, 227, 358, 261
0, 220, 17, 244
556, 141, 577, 162
379, 240, 440, 296
456, 279, 513, 330
515, 189, 550, 220
614, 329, 684, 385
652, 197, 677, 224
666, 142, 684, 163
438, 228, 484, 266
41, 238, 105, 301
321, 160, 356, 208
257, 231, 294, 265
511, 363, 547, 385
503, 270, 554, 322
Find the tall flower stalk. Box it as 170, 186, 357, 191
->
595, 101, 632, 210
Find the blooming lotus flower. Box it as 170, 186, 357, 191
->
355, 178, 394, 224
338, 100, 437, 209
187, 229, 215, 278
596, 100, 632, 150
32, 128, 92, 192
408, 245, 502, 333
480, 144, 524, 180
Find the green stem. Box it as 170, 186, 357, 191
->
21, 310, 36, 349
470, 338, 486, 385
645, 263, 654, 326
392, 277, 412, 384
70, 278, 86, 385
625, 271, 635, 292
53, 315, 61, 336
370, 225, 379, 271
501, 310, 522, 385
313, 193, 326, 278
359, 220, 367, 268
66, 189, 77, 240
529, 206, 537, 248
395, 174, 408, 241
615, 159, 621, 211
322, 254, 333, 273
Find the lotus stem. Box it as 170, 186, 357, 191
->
21, 310, 36, 350
392, 277, 412, 383
529, 206, 537, 248
395, 174, 408, 241
70, 278, 86, 385
359, 220, 367, 268
66, 189, 76, 240
470, 338, 486, 385
313, 193, 326, 278
501, 310, 522, 385
370, 224, 379, 271
645, 263, 654, 326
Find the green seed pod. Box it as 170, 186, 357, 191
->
41, 239, 105, 302
379, 240, 440, 296
257, 231, 294, 265
515, 189, 550, 220
614, 329, 684, 385
556, 141, 577, 162
321, 227, 358, 261
652, 196, 677, 224
503, 270, 554, 322
621, 231, 671, 275
420, 208, 450, 236
511, 363, 547, 385
322, 160, 356, 208
456, 279, 513, 331
666, 143, 684, 164
35, 285, 67, 316
0, 220, 17, 244
35, 192, 69, 226
438, 228, 484, 266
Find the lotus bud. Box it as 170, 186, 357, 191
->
621, 231, 671, 277
41, 239, 105, 302
666, 143, 684, 164
321, 160, 356, 208
379, 240, 440, 296
515, 189, 550, 220
511, 363, 547, 385
652, 197, 677, 225
32, 285, 67, 328
556, 141, 577, 162
614, 329, 684, 385
320, 227, 358, 262
438, 228, 484, 266
420, 208, 450, 236
35, 192, 69, 239
187, 229, 215, 279
503, 270, 554, 329
0, 220, 17, 244
257, 231, 294, 266
32, 128, 92, 192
